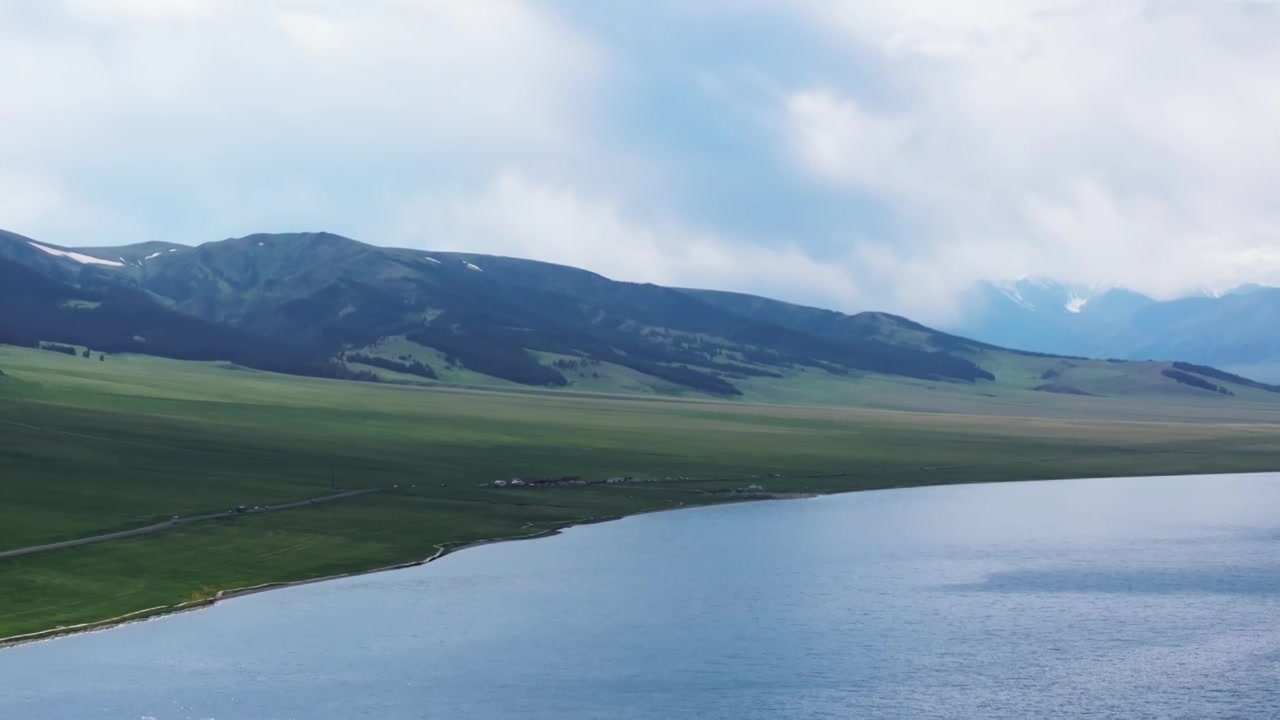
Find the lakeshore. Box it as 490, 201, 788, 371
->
6, 345, 1280, 641
0, 493, 812, 648
3, 470, 1274, 648
4, 472, 1278, 720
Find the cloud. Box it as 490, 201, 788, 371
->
769, 0, 1280, 302
4, 0, 1280, 325
397, 170, 865, 311
784, 90, 908, 187
0, 0, 599, 242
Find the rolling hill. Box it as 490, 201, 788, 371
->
2, 229, 1277, 406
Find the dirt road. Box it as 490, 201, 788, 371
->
0, 488, 382, 561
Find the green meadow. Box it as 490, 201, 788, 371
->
2, 345, 1279, 639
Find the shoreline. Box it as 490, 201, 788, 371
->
4, 470, 1275, 649
0, 525, 557, 650
0, 498, 777, 650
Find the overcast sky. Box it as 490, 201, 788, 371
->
4, 0, 1280, 322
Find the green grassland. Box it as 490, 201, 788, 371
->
346, 334, 1280, 424
2, 344, 1280, 639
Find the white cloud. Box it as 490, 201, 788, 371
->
784, 91, 908, 187
771, 0, 1280, 301
397, 170, 866, 311
0, 0, 599, 242
4, 0, 1280, 325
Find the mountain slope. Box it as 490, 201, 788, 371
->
2, 230, 1277, 404
953, 278, 1280, 379
0, 253, 342, 376
947, 278, 1149, 357
109, 233, 1001, 393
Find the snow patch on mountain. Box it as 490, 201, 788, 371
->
990, 277, 1117, 314
464, 262, 483, 272
994, 281, 1034, 310
28, 242, 125, 268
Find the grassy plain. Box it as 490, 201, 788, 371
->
2, 345, 1280, 639
353, 335, 1280, 423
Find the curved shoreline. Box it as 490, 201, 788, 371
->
0, 504, 712, 650
0, 525, 554, 650
0, 491, 821, 650
3, 471, 1273, 649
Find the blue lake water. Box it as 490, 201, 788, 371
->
3, 473, 1280, 719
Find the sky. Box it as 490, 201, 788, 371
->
3, 0, 1280, 324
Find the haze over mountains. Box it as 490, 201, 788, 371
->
950, 278, 1280, 381
2, 228, 1277, 406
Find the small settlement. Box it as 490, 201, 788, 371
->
489, 476, 585, 489
484, 475, 685, 489
484, 475, 773, 495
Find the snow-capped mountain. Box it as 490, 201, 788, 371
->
989, 277, 1121, 315
950, 278, 1280, 380
951, 278, 1150, 357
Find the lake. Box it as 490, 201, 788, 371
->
3, 473, 1279, 719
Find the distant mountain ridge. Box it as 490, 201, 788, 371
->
2, 229, 1277, 404
950, 277, 1280, 379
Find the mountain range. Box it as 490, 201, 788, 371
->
2, 228, 1277, 406
951, 278, 1280, 381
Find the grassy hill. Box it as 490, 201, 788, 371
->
3, 229, 1279, 407
0, 254, 349, 378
